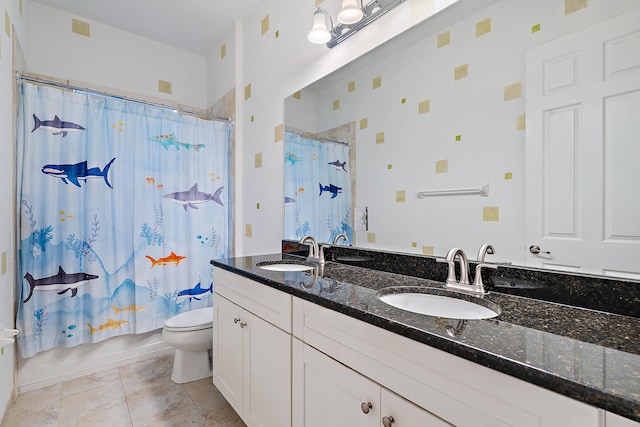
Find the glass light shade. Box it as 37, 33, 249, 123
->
308, 10, 331, 44
337, 0, 364, 24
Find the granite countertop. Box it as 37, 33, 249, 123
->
211, 253, 640, 422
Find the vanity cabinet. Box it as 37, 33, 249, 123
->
292, 297, 601, 427
213, 269, 292, 427
293, 339, 452, 426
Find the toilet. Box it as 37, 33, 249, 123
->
162, 307, 213, 384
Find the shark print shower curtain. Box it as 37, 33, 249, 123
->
284, 131, 353, 244
15, 81, 231, 358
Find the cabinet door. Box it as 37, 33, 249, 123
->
213, 294, 244, 416
381, 388, 452, 427
243, 310, 292, 427
293, 340, 379, 427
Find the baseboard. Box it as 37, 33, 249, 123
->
17, 330, 172, 392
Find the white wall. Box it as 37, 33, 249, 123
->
208, 0, 484, 256
15, 1, 210, 391
0, 0, 28, 420
28, 2, 208, 109
210, 0, 640, 260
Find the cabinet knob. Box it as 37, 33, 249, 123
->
240, 322, 247, 328
382, 416, 395, 427
233, 317, 240, 324
361, 402, 372, 414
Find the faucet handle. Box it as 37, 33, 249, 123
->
436, 257, 458, 285
472, 263, 498, 293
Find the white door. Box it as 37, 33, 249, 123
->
293, 341, 379, 427
525, 8, 640, 278
212, 294, 244, 416
242, 310, 292, 427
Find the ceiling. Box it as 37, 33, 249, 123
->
32, 0, 264, 55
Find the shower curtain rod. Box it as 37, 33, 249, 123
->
285, 128, 349, 146
17, 73, 231, 123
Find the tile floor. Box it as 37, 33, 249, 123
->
2, 354, 246, 427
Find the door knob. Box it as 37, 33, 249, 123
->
529, 245, 550, 255
382, 416, 395, 427
361, 402, 372, 414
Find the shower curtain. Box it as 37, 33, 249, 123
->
284, 131, 353, 244
15, 81, 231, 358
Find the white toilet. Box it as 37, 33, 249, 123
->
162, 307, 213, 384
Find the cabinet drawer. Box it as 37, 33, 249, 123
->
214, 268, 292, 333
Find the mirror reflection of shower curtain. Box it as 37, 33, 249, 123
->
15, 81, 232, 358
284, 131, 353, 243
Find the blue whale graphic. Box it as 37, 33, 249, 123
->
42, 158, 115, 188
32, 114, 85, 137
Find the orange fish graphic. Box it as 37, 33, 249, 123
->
111, 304, 146, 314
146, 251, 186, 267
87, 319, 128, 334
146, 177, 155, 184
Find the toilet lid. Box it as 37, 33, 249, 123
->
164, 307, 213, 330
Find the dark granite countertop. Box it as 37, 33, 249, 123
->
211, 253, 640, 422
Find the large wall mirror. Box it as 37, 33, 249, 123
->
284, 0, 640, 280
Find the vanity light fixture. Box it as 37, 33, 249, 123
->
308, 0, 408, 48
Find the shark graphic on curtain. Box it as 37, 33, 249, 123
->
284, 131, 353, 244
15, 82, 231, 358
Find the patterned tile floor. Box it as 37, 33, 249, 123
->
3, 354, 245, 427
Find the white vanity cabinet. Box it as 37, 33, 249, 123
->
293, 339, 452, 426
213, 268, 292, 427
292, 297, 601, 427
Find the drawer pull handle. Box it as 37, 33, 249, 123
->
361, 402, 372, 414
382, 416, 395, 426
240, 322, 247, 328
233, 317, 240, 324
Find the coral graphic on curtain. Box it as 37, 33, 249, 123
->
15, 82, 231, 358
284, 131, 352, 243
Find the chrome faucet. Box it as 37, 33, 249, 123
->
438, 248, 471, 289
332, 233, 348, 245
438, 247, 497, 295
299, 236, 323, 266
476, 243, 494, 262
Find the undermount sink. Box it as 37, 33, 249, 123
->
256, 261, 315, 272
377, 286, 500, 320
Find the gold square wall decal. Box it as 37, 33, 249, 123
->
292, 91, 301, 100
274, 123, 284, 142
422, 246, 434, 255
245, 83, 252, 100
220, 43, 227, 59
261, 15, 269, 35
367, 232, 376, 243
504, 82, 523, 101
437, 31, 450, 48
376, 132, 385, 144
476, 18, 491, 37
71, 18, 90, 37
435, 159, 448, 174
418, 100, 430, 114
483, 206, 499, 221
505, 172, 513, 180
158, 80, 172, 94
373, 76, 382, 89
333, 99, 340, 110
396, 190, 406, 203
255, 152, 263, 168
565, 0, 588, 15
348, 80, 356, 93
454, 64, 468, 80
517, 114, 526, 131
360, 118, 368, 129
245, 223, 253, 238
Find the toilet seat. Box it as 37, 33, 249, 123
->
164, 307, 213, 332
